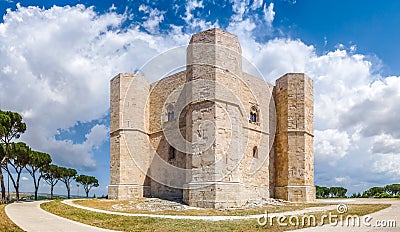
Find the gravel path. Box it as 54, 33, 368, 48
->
293, 198, 400, 231
5, 201, 117, 232
6, 198, 396, 232
62, 199, 338, 221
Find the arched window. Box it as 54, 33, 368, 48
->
168, 146, 176, 161
167, 104, 174, 121
250, 106, 258, 123
253, 146, 258, 158
168, 111, 174, 121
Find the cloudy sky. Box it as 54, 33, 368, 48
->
0, 0, 399, 197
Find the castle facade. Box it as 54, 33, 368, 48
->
108, 28, 315, 208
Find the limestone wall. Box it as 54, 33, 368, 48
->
274, 73, 315, 202
109, 73, 151, 200
109, 28, 315, 206
148, 71, 187, 198
238, 72, 275, 200
183, 29, 244, 208
183, 28, 277, 207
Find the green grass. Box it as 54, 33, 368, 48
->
74, 199, 331, 216
41, 200, 390, 232
0, 204, 23, 232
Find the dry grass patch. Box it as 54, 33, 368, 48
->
41, 200, 390, 232
282, 204, 390, 230
0, 204, 23, 232
74, 198, 329, 216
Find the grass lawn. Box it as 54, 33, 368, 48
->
41, 200, 390, 232
0, 204, 23, 232
73, 199, 331, 216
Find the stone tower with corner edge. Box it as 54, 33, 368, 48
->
182, 28, 245, 208
274, 73, 316, 202
108, 28, 315, 206
108, 73, 151, 200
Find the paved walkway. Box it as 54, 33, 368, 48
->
62, 199, 338, 221
293, 199, 400, 231
5, 201, 117, 232
6, 198, 398, 231
64, 198, 399, 231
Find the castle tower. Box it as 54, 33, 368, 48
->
274, 73, 316, 202
183, 28, 244, 208
108, 28, 316, 206
108, 73, 151, 200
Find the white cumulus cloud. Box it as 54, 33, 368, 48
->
251, 0, 264, 10
372, 154, 400, 178
139, 6, 165, 34
0, 4, 180, 170
370, 133, 400, 154
263, 3, 275, 26
315, 129, 350, 165
1, 3, 400, 194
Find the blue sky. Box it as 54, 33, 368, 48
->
0, 0, 399, 197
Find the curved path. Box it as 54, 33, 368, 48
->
293, 198, 400, 231
62, 199, 338, 221
5, 201, 117, 232
63, 198, 399, 231
6, 199, 397, 231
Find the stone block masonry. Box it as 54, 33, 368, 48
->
274, 73, 315, 202
109, 28, 315, 207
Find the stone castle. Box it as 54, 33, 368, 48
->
108, 28, 315, 208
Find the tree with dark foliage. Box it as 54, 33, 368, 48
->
0, 110, 26, 203
58, 167, 77, 199
76, 175, 99, 198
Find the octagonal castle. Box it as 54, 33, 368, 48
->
108, 28, 315, 208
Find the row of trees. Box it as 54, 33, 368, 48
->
316, 186, 347, 198
352, 184, 400, 198
0, 110, 99, 203
317, 184, 400, 199
43, 164, 99, 199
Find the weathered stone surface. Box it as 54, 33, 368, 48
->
274, 73, 315, 202
109, 73, 151, 200
109, 28, 315, 207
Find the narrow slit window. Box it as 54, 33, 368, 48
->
169, 146, 176, 161
168, 111, 174, 121
167, 104, 174, 121
250, 106, 258, 123
250, 112, 257, 122
253, 146, 258, 158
